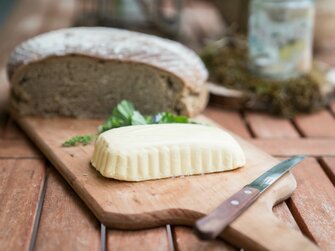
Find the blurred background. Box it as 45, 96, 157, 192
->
1, 0, 334, 51
0, 0, 335, 116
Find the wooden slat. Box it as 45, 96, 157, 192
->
0, 138, 41, 158
287, 158, 335, 251
0, 0, 334, 250
246, 112, 300, 138
204, 109, 300, 241
173, 226, 236, 251
272, 203, 300, 231
320, 157, 335, 186
294, 110, 335, 137
204, 106, 251, 138
107, 228, 169, 251
245, 113, 300, 232
201, 110, 300, 247
250, 138, 335, 157
34, 168, 100, 251
0, 158, 45, 250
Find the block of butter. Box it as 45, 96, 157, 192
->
91, 124, 245, 181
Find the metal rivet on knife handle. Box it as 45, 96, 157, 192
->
194, 155, 305, 240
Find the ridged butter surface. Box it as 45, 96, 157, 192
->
91, 124, 245, 181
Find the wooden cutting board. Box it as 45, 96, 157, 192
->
12, 113, 319, 251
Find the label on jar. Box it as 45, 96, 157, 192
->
248, 0, 314, 80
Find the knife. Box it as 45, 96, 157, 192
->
194, 155, 305, 240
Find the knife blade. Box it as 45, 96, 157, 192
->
194, 155, 305, 240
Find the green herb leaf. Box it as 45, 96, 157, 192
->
153, 112, 190, 124
63, 100, 197, 147
131, 111, 148, 125
62, 134, 96, 147
112, 100, 135, 123
99, 100, 147, 132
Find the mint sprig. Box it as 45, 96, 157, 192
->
62, 100, 195, 147
98, 100, 148, 133
151, 112, 190, 124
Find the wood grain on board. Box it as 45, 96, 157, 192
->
204, 111, 302, 232
34, 168, 100, 251
288, 158, 335, 251
107, 227, 169, 251
0, 0, 334, 249
0, 158, 45, 250
271, 203, 300, 231
11, 114, 318, 251
294, 110, 335, 137
248, 109, 335, 251
243, 112, 300, 230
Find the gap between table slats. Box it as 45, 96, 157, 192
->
0, 158, 46, 250
101, 224, 106, 251
249, 138, 335, 157
172, 226, 236, 251
106, 226, 172, 251
28, 162, 48, 251
290, 108, 335, 183
1, 1, 333, 248
32, 166, 101, 251
319, 157, 335, 186
287, 158, 335, 251
5, 1, 172, 250
244, 110, 335, 251
293, 110, 335, 137
203, 107, 300, 249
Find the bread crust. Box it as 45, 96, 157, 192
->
7, 27, 208, 117
7, 27, 207, 90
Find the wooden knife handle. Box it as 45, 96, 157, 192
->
194, 186, 260, 240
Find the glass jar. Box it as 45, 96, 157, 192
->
248, 0, 315, 80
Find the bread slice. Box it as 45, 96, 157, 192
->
7, 27, 208, 118
91, 124, 246, 181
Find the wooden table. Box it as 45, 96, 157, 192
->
0, 1, 335, 250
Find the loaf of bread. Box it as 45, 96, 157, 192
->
7, 27, 208, 118
91, 124, 245, 181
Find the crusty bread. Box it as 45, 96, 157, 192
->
7, 27, 208, 118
